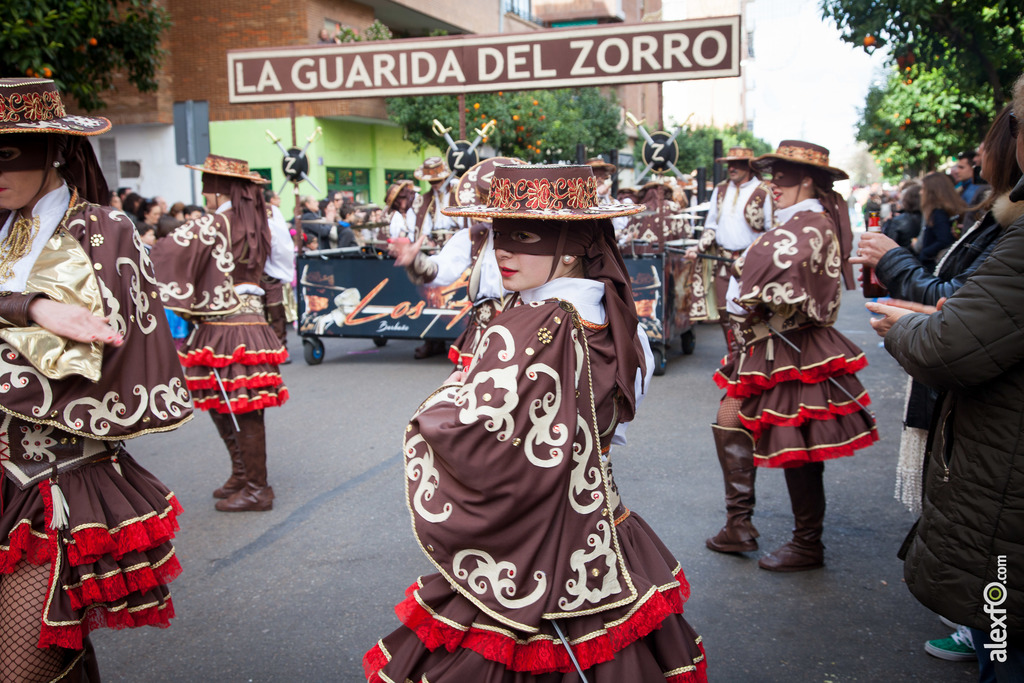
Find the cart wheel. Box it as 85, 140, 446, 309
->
372, 336, 388, 348
681, 329, 696, 355
303, 338, 325, 365
652, 346, 667, 376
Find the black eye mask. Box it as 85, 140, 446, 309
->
0, 135, 50, 172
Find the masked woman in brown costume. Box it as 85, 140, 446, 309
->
0, 78, 192, 681
706, 141, 878, 571
151, 155, 288, 513
364, 164, 707, 683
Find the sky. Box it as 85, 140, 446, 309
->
664, 0, 889, 168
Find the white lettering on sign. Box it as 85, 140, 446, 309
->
346, 55, 372, 88
663, 34, 692, 69
596, 37, 629, 74
373, 53, 398, 87
507, 44, 530, 80
320, 57, 344, 89
438, 50, 467, 84
632, 35, 659, 71
411, 52, 437, 84
226, 18, 740, 102
569, 40, 596, 76
534, 44, 556, 78
693, 30, 728, 67
479, 47, 503, 81
256, 62, 282, 92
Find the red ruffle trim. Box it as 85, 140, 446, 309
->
193, 388, 290, 414
179, 345, 287, 368
186, 373, 284, 392
757, 428, 880, 468
39, 598, 176, 650
66, 555, 182, 611
66, 496, 183, 566
740, 393, 871, 440
392, 570, 691, 675
447, 347, 472, 370
714, 354, 868, 399
363, 644, 389, 683
0, 522, 51, 573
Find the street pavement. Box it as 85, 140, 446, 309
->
93, 288, 978, 682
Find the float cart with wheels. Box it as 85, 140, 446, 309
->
623, 238, 697, 376
296, 245, 470, 364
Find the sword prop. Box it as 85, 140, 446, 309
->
626, 112, 684, 184
212, 367, 240, 431
760, 317, 875, 419
551, 620, 589, 683
697, 253, 736, 263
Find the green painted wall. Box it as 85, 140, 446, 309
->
209, 116, 441, 215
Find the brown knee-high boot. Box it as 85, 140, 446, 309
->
706, 424, 759, 553
215, 410, 275, 512
758, 462, 826, 572
210, 411, 246, 499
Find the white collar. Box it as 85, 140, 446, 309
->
776, 197, 823, 225
520, 277, 606, 324
216, 199, 233, 215
0, 182, 71, 291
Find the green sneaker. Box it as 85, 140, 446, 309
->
924, 631, 976, 662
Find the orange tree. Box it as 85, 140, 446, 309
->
821, 0, 1024, 108
0, 0, 170, 111
386, 87, 626, 163
857, 64, 992, 180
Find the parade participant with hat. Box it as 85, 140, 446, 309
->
686, 147, 774, 356
706, 140, 877, 571
393, 157, 525, 366
383, 179, 417, 240
0, 77, 191, 681
412, 156, 457, 241
586, 156, 634, 242
152, 154, 287, 513
365, 163, 707, 683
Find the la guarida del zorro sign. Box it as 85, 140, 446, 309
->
227, 17, 740, 103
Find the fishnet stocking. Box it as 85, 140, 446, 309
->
717, 396, 744, 429
0, 561, 68, 683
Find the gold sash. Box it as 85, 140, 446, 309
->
0, 227, 105, 381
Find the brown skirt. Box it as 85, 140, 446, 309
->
0, 450, 182, 650
180, 310, 289, 414
714, 326, 878, 467
364, 510, 707, 683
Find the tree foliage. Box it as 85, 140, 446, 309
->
821, 0, 1024, 107
643, 123, 773, 174
386, 88, 626, 163
857, 64, 992, 180
0, 0, 171, 111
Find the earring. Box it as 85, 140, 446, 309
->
562, 256, 572, 264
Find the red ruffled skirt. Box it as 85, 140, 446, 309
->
714, 326, 878, 467
364, 510, 707, 682
0, 450, 182, 650
181, 310, 289, 414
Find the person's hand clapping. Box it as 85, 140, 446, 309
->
865, 298, 946, 338
28, 298, 123, 346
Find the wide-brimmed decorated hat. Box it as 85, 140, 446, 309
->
752, 140, 849, 180
716, 146, 755, 163
442, 164, 644, 220
585, 156, 616, 173
0, 78, 111, 136
384, 179, 416, 209
453, 156, 526, 207
414, 156, 451, 182
185, 154, 270, 183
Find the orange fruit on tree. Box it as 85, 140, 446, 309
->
863, 35, 876, 47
